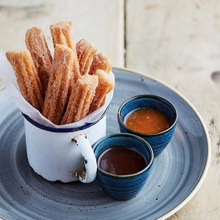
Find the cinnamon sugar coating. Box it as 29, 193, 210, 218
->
6, 50, 44, 112
68, 45, 81, 98
61, 75, 98, 124
88, 53, 112, 75
42, 44, 74, 125
50, 21, 80, 94
50, 21, 76, 53
25, 27, 52, 96
89, 69, 114, 113
76, 39, 97, 75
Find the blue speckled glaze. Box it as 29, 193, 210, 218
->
92, 133, 154, 201
118, 95, 178, 157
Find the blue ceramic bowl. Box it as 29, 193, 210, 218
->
92, 133, 154, 201
117, 95, 178, 157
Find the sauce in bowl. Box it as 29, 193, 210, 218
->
125, 108, 171, 133
98, 145, 147, 175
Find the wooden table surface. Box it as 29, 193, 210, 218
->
0, 0, 219, 219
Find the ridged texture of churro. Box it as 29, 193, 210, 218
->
50, 21, 76, 53
42, 44, 74, 125
89, 69, 114, 114
6, 50, 44, 112
61, 75, 98, 124
25, 27, 52, 96
76, 39, 97, 75
50, 21, 80, 94
88, 53, 112, 75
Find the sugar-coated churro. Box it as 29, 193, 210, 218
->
50, 21, 80, 93
89, 69, 114, 113
68, 45, 81, 97
76, 39, 97, 75
25, 27, 52, 96
42, 44, 74, 125
88, 53, 112, 75
50, 21, 76, 53
61, 75, 98, 124
6, 50, 44, 112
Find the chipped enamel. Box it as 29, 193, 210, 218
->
24, 115, 106, 183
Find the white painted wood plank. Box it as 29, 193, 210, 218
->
126, 0, 220, 219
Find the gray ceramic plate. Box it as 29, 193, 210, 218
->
0, 68, 211, 220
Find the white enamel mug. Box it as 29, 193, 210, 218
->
23, 113, 106, 183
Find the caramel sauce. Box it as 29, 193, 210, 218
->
98, 145, 147, 175
125, 108, 171, 133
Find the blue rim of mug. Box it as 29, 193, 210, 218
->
22, 106, 108, 133
118, 94, 178, 136
93, 133, 154, 178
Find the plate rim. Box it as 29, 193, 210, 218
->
113, 67, 211, 219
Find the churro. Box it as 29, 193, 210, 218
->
42, 44, 74, 125
89, 69, 114, 113
50, 21, 76, 53
6, 50, 44, 112
25, 27, 52, 96
61, 75, 98, 124
88, 53, 112, 75
50, 21, 80, 93
76, 39, 97, 75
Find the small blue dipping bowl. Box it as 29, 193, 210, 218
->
118, 95, 178, 157
93, 133, 154, 201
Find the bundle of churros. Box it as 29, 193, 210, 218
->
6, 21, 114, 125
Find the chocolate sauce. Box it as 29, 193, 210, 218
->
98, 145, 147, 175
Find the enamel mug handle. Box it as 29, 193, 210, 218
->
72, 134, 97, 183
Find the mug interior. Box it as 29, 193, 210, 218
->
118, 95, 177, 135
93, 133, 154, 177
